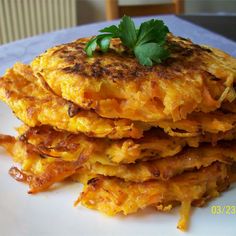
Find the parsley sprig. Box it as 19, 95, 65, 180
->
85, 16, 170, 66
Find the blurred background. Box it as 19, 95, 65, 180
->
0, 0, 236, 44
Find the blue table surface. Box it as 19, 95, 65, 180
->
0, 14, 236, 76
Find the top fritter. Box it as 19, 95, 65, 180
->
31, 34, 236, 122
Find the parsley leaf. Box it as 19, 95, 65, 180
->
118, 15, 137, 49
85, 34, 112, 56
97, 34, 113, 52
136, 19, 169, 45
85, 16, 170, 66
85, 37, 98, 57
134, 43, 169, 66
99, 25, 120, 37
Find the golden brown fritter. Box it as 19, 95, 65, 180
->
18, 125, 236, 165
0, 63, 147, 139
76, 162, 230, 231
1, 130, 236, 191
15, 126, 236, 183
74, 144, 235, 182
1, 63, 236, 139
0, 131, 234, 231
31, 34, 236, 123
1, 25, 236, 234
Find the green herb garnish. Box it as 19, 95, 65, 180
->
85, 16, 170, 66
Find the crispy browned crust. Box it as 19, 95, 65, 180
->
0, 133, 88, 193
221, 101, 236, 113
31, 34, 236, 122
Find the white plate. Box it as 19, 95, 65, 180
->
0, 101, 236, 236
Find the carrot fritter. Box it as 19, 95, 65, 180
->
1, 23, 236, 234
0, 63, 147, 139
77, 145, 234, 182
1, 132, 235, 191
31, 34, 236, 123
76, 163, 230, 231
18, 125, 236, 165
0, 131, 234, 231
1, 63, 236, 139
72, 140, 236, 182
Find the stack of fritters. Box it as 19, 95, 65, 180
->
0, 34, 236, 230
